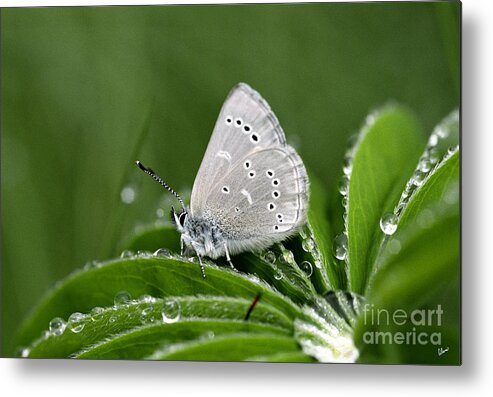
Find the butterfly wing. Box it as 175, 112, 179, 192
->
201, 145, 309, 255
190, 83, 287, 215
190, 82, 309, 255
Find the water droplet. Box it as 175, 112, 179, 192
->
274, 268, 284, 280
139, 294, 154, 303
300, 261, 313, 277
262, 250, 276, 264
20, 347, 30, 358
90, 307, 104, 321
279, 250, 295, 265
333, 233, 348, 261
140, 306, 154, 324
342, 155, 353, 175
68, 312, 85, 333
153, 248, 171, 257
314, 259, 323, 269
302, 238, 315, 252
380, 213, 398, 235
83, 260, 98, 270
120, 185, 137, 204
137, 250, 152, 258
435, 126, 449, 139
387, 239, 402, 255
120, 250, 134, 259
418, 158, 432, 173
395, 201, 407, 216
447, 146, 456, 155
428, 148, 439, 164
162, 298, 181, 324
49, 317, 66, 336
109, 314, 117, 323
412, 170, 426, 187
114, 291, 131, 306
339, 176, 349, 196
341, 197, 348, 209
428, 133, 439, 147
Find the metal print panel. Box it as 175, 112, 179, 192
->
1, 1, 461, 364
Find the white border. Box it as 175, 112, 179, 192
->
2, 0, 493, 396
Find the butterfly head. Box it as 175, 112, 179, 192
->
170, 206, 188, 233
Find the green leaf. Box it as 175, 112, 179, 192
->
306, 174, 346, 292
3, 3, 460, 356
15, 257, 305, 351
232, 252, 316, 306
353, 153, 459, 364
346, 105, 425, 294
120, 223, 181, 254
148, 333, 301, 361
26, 294, 294, 358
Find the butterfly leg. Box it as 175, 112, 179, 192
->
224, 243, 236, 271
191, 242, 206, 278
180, 235, 184, 256
196, 254, 206, 278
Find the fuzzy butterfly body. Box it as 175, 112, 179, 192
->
137, 83, 309, 276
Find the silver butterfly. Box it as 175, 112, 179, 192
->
137, 83, 309, 276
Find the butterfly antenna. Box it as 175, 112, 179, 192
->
135, 160, 186, 210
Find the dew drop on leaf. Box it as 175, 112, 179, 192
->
302, 237, 315, 252
90, 307, 104, 322
153, 248, 171, 258
342, 155, 353, 175
120, 250, 134, 259
49, 317, 66, 336
68, 312, 85, 333
300, 261, 313, 277
114, 291, 131, 306
274, 268, 284, 280
412, 170, 426, 187
262, 250, 276, 264
379, 213, 398, 235
162, 298, 181, 324
139, 294, 153, 303
333, 233, 348, 261
339, 176, 349, 196
418, 158, 432, 173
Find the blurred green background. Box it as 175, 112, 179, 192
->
1, 2, 459, 355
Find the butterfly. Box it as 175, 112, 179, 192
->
137, 83, 309, 277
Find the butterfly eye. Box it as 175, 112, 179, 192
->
178, 212, 187, 227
